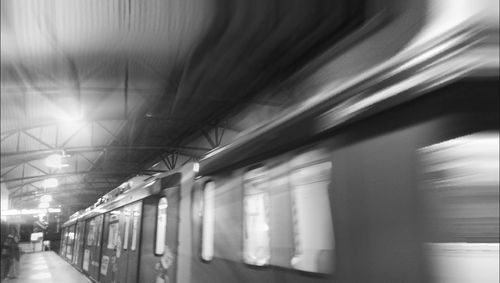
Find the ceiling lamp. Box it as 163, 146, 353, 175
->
43, 178, 58, 188
45, 153, 70, 169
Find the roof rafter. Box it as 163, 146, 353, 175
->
1, 145, 207, 169
1, 169, 165, 185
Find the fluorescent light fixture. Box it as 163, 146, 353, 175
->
1, 209, 20, 216
2, 208, 60, 216
1, 207, 61, 217
193, 162, 200, 173
38, 202, 50, 209
21, 209, 44, 215
43, 178, 58, 188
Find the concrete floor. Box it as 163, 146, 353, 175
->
2, 251, 91, 283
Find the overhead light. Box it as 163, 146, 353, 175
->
193, 163, 200, 173
56, 103, 84, 122
1, 209, 20, 216
2, 209, 55, 215
43, 178, 58, 188
40, 195, 52, 203
45, 154, 69, 169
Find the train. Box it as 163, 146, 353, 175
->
60, 0, 499, 282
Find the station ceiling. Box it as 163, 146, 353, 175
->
1, 0, 364, 212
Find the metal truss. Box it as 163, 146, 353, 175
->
200, 121, 228, 149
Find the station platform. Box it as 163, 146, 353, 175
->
3, 251, 90, 283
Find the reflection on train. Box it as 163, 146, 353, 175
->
60, 0, 498, 282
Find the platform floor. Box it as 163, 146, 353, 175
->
3, 251, 91, 283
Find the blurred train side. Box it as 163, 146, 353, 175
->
192, 80, 498, 283
59, 0, 499, 282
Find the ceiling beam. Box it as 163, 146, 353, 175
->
1, 145, 207, 169
1, 169, 164, 184
10, 179, 120, 192
12, 187, 106, 200
6, 173, 124, 191
1, 145, 208, 157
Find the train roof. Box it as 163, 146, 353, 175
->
62, 163, 194, 227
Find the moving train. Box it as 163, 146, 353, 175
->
60, 0, 499, 282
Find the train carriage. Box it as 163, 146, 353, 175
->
60, 168, 196, 283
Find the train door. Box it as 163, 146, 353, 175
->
139, 186, 180, 283
91, 214, 104, 281
83, 215, 104, 281
114, 201, 143, 283
73, 221, 86, 270
99, 203, 143, 283
100, 210, 121, 283
65, 225, 76, 261
60, 227, 67, 258
126, 202, 143, 283
82, 219, 93, 276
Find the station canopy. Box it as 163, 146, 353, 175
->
1, 0, 364, 211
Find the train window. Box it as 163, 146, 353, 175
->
267, 163, 294, 268
66, 227, 75, 260
290, 161, 334, 274
73, 223, 84, 265
95, 215, 103, 247
243, 167, 270, 266
123, 209, 130, 250
107, 222, 118, 249
420, 132, 499, 242
107, 211, 120, 250
86, 219, 95, 246
155, 197, 168, 255
420, 132, 499, 282
201, 181, 215, 261
131, 210, 140, 251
